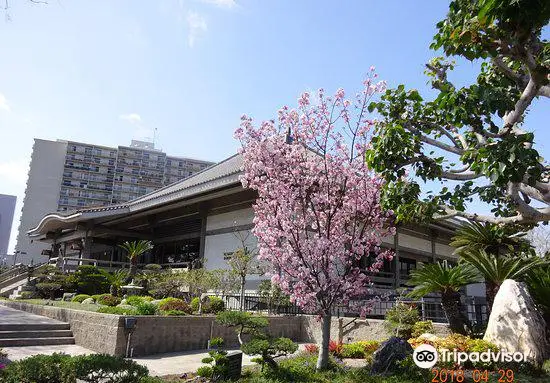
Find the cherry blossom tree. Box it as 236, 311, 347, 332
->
235, 70, 395, 370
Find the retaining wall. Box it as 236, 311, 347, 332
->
1, 301, 450, 357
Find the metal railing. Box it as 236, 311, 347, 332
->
215, 293, 488, 326
49, 257, 193, 272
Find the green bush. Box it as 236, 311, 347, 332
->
158, 297, 191, 313
35, 282, 63, 299
135, 302, 157, 315
66, 265, 111, 296
0, 353, 72, 383
69, 353, 149, 382
339, 340, 380, 359
18, 291, 37, 299
71, 294, 91, 303
96, 294, 121, 307
411, 320, 434, 338
97, 306, 137, 315
126, 296, 149, 306
190, 296, 226, 314
384, 302, 420, 339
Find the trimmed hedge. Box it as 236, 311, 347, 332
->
190, 296, 225, 314
157, 297, 191, 313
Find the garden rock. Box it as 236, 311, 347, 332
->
151, 300, 161, 305
418, 333, 439, 342
484, 279, 548, 364
81, 298, 96, 305
120, 299, 127, 305
62, 293, 75, 301
370, 337, 413, 374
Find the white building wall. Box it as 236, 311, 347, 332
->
15, 139, 67, 265
204, 208, 264, 291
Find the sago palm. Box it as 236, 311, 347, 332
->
407, 260, 481, 334
118, 240, 154, 280
459, 250, 543, 315
525, 266, 550, 324
450, 222, 528, 257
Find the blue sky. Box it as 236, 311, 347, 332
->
0, 0, 548, 253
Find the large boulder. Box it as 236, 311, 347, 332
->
371, 337, 413, 374
81, 298, 96, 305
484, 279, 548, 365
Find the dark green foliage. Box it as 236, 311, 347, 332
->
157, 297, 191, 313
0, 353, 150, 383
365, 0, 550, 225
35, 282, 63, 299
66, 266, 110, 296
240, 336, 298, 371
135, 302, 157, 315
0, 352, 72, 383
69, 353, 149, 383
71, 294, 91, 303
526, 266, 550, 321
383, 303, 420, 339
97, 306, 137, 315
190, 296, 225, 314
197, 337, 229, 381
96, 294, 121, 307
216, 311, 297, 371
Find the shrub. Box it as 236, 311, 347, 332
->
18, 291, 37, 299
35, 282, 63, 299
411, 320, 435, 338
197, 337, 229, 380
135, 302, 157, 315
125, 296, 145, 307
96, 294, 121, 307
71, 294, 91, 303
67, 265, 111, 296
69, 353, 149, 382
0, 353, 72, 383
304, 344, 319, 354
158, 297, 191, 313
329, 340, 343, 355
141, 296, 154, 302
384, 302, 420, 339
340, 340, 380, 359
97, 306, 137, 315
191, 296, 226, 314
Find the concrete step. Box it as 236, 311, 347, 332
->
0, 323, 71, 331
0, 330, 73, 339
0, 337, 75, 347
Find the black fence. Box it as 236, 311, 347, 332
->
214, 294, 488, 326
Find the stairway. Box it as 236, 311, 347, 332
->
0, 322, 75, 347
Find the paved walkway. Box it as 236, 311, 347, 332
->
0, 305, 67, 325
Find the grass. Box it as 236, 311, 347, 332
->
12, 299, 102, 312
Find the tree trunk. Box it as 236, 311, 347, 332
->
441, 291, 468, 334
128, 259, 137, 282
316, 314, 331, 370
239, 276, 246, 311
485, 281, 500, 317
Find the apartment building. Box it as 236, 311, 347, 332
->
0, 194, 16, 262
15, 138, 213, 264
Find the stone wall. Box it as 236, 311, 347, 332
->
1, 301, 451, 357
128, 315, 302, 356
1, 301, 125, 355
301, 316, 451, 344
